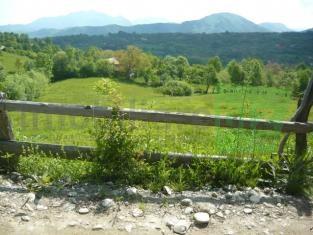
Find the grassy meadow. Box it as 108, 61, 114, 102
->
9, 77, 312, 159
0, 51, 30, 73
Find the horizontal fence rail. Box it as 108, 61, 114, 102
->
1, 100, 313, 133
0, 140, 233, 165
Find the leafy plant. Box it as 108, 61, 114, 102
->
284, 150, 313, 196
161, 80, 193, 96
93, 79, 145, 184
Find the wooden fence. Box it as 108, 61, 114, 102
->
0, 79, 312, 163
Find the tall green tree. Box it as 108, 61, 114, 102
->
241, 59, 264, 86
208, 56, 223, 73
227, 60, 245, 85
205, 65, 218, 94
175, 56, 189, 79
116, 46, 151, 79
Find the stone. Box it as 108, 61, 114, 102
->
173, 220, 190, 234
181, 198, 193, 207
224, 230, 235, 235
27, 193, 36, 203
263, 188, 272, 195
184, 207, 194, 214
102, 198, 116, 209
163, 186, 173, 195
211, 192, 218, 198
209, 209, 216, 215
106, 181, 114, 186
25, 203, 34, 212
78, 207, 89, 214
92, 224, 104, 231
250, 194, 261, 204
216, 211, 225, 218
197, 202, 216, 213
132, 208, 144, 217
225, 192, 233, 200
194, 212, 210, 224
126, 187, 138, 196
68, 191, 78, 197
225, 210, 231, 215
21, 216, 30, 222
36, 204, 48, 211
67, 221, 79, 227
125, 224, 134, 233
243, 208, 253, 214
165, 216, 179, 228
263, 202, 274, 208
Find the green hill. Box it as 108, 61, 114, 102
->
52, 32, 313, 65
0, 51, 30, 72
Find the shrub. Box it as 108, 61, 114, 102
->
284, 151, 313, 196
161, 80, 193, 96
148, 75, 162, 87
1, 70, 49, 100
93, 79, 146, 184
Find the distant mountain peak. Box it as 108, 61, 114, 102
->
0, 11, 293, 37
259, 22, 292, 32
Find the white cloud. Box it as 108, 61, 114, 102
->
0, 0, 312, 29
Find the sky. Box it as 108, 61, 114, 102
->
0, 0, 312, 29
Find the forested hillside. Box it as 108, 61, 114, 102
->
52, 32, 313, 65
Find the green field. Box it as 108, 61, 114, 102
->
0, 51, 30, 73
9, 77, 312, 158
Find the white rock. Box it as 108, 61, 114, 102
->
102, 198, 116, 209
194, 212, 210, 224
125, 224, 134, 233
132, 208, 144, 217
224, 230, 235, 235
184, 207, 193, 214
243, 208, 253, 214
163, 186, 173, 195
181, 198, 193, 207
250, 194, 261, 203
225, 210, 231, 215
209, 209, 216, 215
21, 215, 30, 222
216, 211, 225, 218
126, 187, 138, 196
25, 203, 34, 212
27, 193, 36, 203
165, 216, 179, 228
78, 207, 89, 214
263, 202, 274, 208
36, 204, 48, 211
173, 220, 190, 234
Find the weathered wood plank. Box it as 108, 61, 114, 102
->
1, 100, 312, 133
0, 140, 234, 165
0, 110, 14, 141
278, 78, 313, 156
295, 78, 313, 156
0, 93, 14, 141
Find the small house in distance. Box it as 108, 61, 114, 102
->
106, 57, 120, 65
0, 46, 6, 51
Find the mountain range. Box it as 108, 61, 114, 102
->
0, 11, 302, 38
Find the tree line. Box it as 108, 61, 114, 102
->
0, 32, 312, 99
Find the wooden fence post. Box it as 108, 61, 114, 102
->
278, 78, 313, 157
0, 92, 14, 141
295, 79, 313, 156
